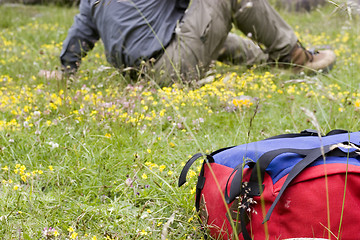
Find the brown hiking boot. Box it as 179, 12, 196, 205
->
280, 42, 336, 74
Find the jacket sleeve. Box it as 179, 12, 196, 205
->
60, 1, 99, 73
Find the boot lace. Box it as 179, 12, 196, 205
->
297, 41, 318, 62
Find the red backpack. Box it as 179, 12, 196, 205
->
179, 130, 360, 239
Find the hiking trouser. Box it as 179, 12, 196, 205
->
154, 0, 298, 83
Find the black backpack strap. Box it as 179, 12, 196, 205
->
264, 129, 351, 140
239, 202, 251, 240
178, 153, 215, 211
224, 160, 255, 203
226, 148, 312, 204
238, 143, 358, 240
178, 146, 235, 187
246, 129, 352, 198
326, 129, 351, 136
263, 143, 359, 223
195, 158, 209, 211
225, 148, 315, 240
210, 146, 236, 156
230, 129, 351, 202
264, 129, 320, 140
178, 153, 204, 187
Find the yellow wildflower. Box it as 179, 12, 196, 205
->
355, 99, 360, 108
190, 186, 196, 194
159, 165, 166, 172
70, 232, 78, 239
21, 175, 27, 182
189, 170, 197, 178
140, 229, 147, 236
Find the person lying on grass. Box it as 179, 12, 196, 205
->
43, 0, 336, 85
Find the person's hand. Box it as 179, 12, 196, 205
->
38, 70, 63, 80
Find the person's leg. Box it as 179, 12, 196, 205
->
217, 32, 268, 66
154, 0, 296, 84
154, 0, 233, 83
232, 0, 336, 74
232, 0, 298, 61
154, 0, 335, 85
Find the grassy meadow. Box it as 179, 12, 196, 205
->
0, 2, 360, 239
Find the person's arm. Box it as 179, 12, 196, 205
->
60, 1, 99, 74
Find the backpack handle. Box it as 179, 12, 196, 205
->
178, 153, 216, 211
178, 145, 236, 187
178, 153, 205, 187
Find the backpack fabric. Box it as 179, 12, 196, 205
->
178, 130, 360, 240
